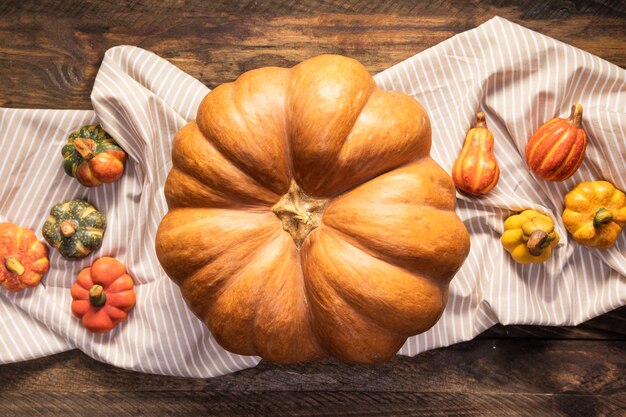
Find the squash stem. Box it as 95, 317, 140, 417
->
568, 103, 583, 128
4, 256, 25, 276
59, 220, 77, 238
73, 137, 96, 160
527, 230, 548, 256
593, 208, 613, 228
475, 112, 487, 129
271, 179, 327, 249
89, 285, 107, 307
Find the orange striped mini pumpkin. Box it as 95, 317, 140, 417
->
452, 112, 500, 196
525, 104, 587, 182
0, 222, 49, 292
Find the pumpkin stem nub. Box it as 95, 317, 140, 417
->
89, 285, 107, 307
527, 230, 548, 256
475, 112, 487, 129
4, 256, 25, 276
59, 220, 77, 238
73, 137, 96, 160
272, 180, 328, 249
593, 208, 613, 228
568, 103, 583, 128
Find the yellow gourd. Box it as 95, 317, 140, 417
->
562, 180, 626, 248
501, 210, 559, 264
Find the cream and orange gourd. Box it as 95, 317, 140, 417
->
452, 112, 500, 196
155, 55, 470, 364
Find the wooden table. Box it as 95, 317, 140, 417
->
1, 1, 625, 416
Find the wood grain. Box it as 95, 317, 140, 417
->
481, 306, 626, 340
0, 338, 624, 416
1, 0, 626, 416
0, 0, 625, 109
2, 339, 623, 394
2, 391, 625, 417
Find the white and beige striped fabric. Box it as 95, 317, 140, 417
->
1, 16, 624, 377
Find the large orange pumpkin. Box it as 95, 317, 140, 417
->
155, 55, 470, 364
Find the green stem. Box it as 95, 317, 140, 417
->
4, 256, 25, 276
88, 285, 107, 307
593, 208, 613, 228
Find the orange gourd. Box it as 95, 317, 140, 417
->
155, 55, 470, 364
452, 112, 500, 196
71, 257, 136, 333
525, 104, 587, 181
0, 222, 49, 292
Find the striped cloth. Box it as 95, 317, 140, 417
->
0, 16, 624, 377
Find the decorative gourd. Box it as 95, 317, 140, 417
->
42, 200, 106, 259
562, 180, 626, 248
62, 124, 127, 187
501, 210, 559, 264
525, 104, 587, 181
71, 257, 136, 333
451, 112, 500, 195
155, 55, 471, 364
0, 223, 49, 292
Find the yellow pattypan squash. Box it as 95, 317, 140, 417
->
501, 210, 559, 264
562, 180, 626, 248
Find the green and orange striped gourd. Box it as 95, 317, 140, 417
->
525, 104, 587, 182
452, 112, 500, 196
62, 125, 127, 187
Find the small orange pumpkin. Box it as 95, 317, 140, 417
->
0, 222, 49, 292
452, 112, 500, 196
562, 180, 626, 248
70, 257, 136, 333
525, 104, 587, 181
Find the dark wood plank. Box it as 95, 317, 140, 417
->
0, 0, 625, 109
480, 306, 626, 340
1, 339, 624, 395
1, 391, 625, 417
0, 349, 205, 393
201, 340, 626, 395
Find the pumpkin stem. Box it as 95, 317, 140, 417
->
567, 103, 583, 128
527, 230, 548, 256
272, 179, 328, 249
593, 208, 613, 228
475, 112, 487, 129
89, 285, 107, 307
73, 137, 96, 160
4, 256, 25, 276
59, 220, 77, 238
